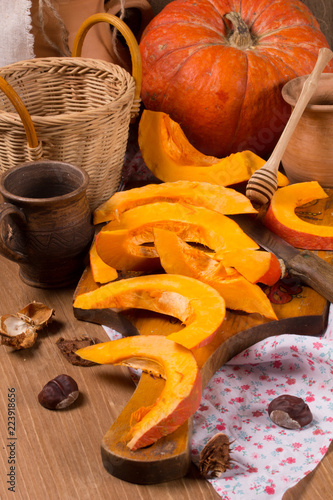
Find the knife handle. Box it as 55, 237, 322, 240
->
288, 250, 333, 303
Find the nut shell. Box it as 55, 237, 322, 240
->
38, 374, 79, 410
268, 394, 312, 429
199, 433, 233, 478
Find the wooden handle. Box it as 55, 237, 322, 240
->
0, 76, 39, 149
267, 47, 333, 172
288, 250, 333, 303
72, 13, 142, 109
101, 373, 192, 484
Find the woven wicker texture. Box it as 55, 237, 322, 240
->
0, 55, 137, 210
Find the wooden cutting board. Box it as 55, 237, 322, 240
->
73, 193, 333, 484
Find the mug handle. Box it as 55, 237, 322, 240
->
0, 203, 28, 263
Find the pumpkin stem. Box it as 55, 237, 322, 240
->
225, 12, 254, 49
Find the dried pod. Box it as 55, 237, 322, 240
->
0, 301, 55, 349
38, 374, 79, 410
199, 432, 233, 478
268, 394, 313, 429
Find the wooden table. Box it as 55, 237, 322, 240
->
0, 254, 332, 499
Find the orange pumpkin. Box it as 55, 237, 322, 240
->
93, 179, 257, 224
138, 110, 289, 186
73, 273, 226, 349
76, 335, 202, 450
89, 238, 118, 284
216, 249, 281, 286
153, 229, 277, 320
95, 202, 259, 271
264, 181, 333, 249
139, 0, 333, 158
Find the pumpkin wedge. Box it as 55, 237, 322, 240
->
93, 180, 257, 224
216, 249, 282, 286
73, 274, 226, 350
96, 202, 259, 271
90, 239, 118, 284
153, 229, 277, 320
265, 181, 332, 250
76, 335, 202, 450
138, 110, 289, 186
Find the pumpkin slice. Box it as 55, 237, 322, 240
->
265, 181, 332, 250
138, 110, 289, 186
76, 335, 202, 450
93, 180, 257, 224
73, 273, 226, 350
153, 229, 277, 320
96, 202, 259, 271
90, 238, 118, 284
216, 249, 282, 286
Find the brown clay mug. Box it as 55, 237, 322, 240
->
0, 161, 94, 288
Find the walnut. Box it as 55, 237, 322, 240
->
199, 432, 233, 478
0, 301, 54, 350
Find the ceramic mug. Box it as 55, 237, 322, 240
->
0, 161, 94, 288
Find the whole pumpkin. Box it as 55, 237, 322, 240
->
139, 0, 333, 158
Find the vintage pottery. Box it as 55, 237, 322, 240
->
0, 161, 94, 288
282, 73, 333, 186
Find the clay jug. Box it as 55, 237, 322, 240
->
281, 73, 333, 186
0, 161, 94, 288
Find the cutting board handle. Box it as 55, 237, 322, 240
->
101, 373, 192, 484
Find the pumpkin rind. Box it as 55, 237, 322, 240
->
153, 229, 277, 320
93, 179, 257, 224
264, 181, 333, 250
95, 201, 259, 271
138, 110, 289, 186
139, 0, 333, 158
76, 335, 202, 450
73, 273, 226, 349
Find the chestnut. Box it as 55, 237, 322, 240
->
268, 394, 313, 429
38, 374, 79, 410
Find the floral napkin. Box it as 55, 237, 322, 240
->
104, 306, 333, 499
190, 307, 333, 499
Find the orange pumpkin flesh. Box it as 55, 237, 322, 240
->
139, 2, 333, 158
217, 249, 281, 286
93, 179, 257, 225
265, 181, 333, 249
138, 110, 289, 186
73, 273, 226, 350
89, 239, 118, 284
76, 335, 202, 450
153, 229, 277, 320
96, 202, 259, 271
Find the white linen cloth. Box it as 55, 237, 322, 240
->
0, 0, 34, 67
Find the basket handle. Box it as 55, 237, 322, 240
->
0, 76, 39, 149
72, 13, 142, 114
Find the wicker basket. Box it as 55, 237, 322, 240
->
0, 13, 141, 210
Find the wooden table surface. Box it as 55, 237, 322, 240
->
0, 254, 332, 499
